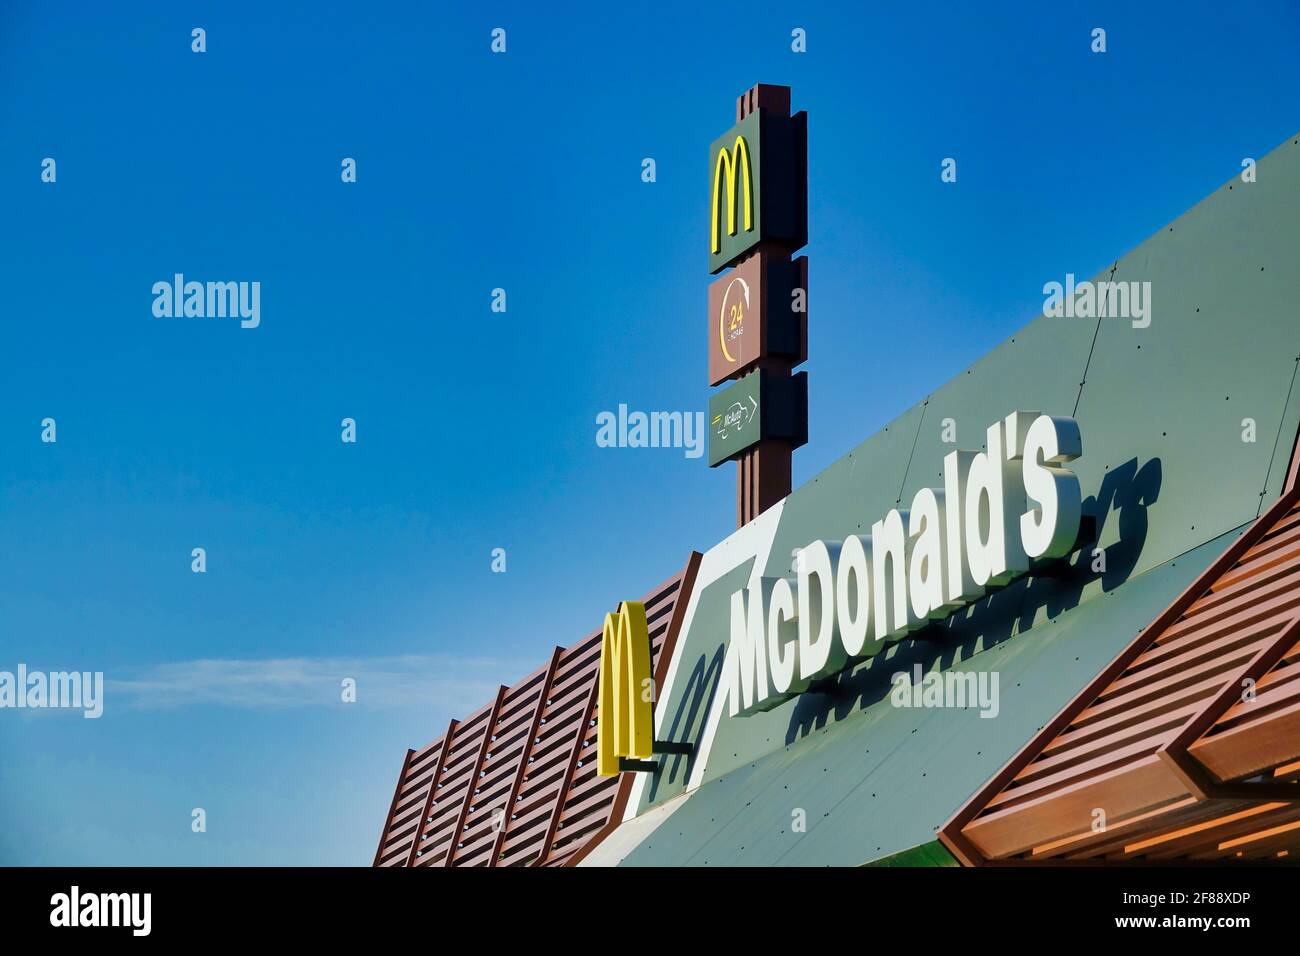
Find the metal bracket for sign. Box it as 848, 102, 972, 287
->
618, 759, 659, 773
652, 740, 693, 756
618, 740, 694, 774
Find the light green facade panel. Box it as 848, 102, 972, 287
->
619, 132, 1300, 866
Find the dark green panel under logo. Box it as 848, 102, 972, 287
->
707, 109, 807, 274
708, 370, 808, 466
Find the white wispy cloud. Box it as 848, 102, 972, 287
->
107, 655, 514, 712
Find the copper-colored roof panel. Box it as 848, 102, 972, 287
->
966, 755, 1189, 860
1190, 686, 1300, 782
942, 428, 1300, 864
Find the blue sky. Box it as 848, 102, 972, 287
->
0, 1, 1297, 865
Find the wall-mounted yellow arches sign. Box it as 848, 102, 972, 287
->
596, 601, 654, 777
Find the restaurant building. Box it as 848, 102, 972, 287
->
374, 87, 1300, 867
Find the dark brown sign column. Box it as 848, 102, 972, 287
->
737, 435, 793, 527
705, 83, 809, 527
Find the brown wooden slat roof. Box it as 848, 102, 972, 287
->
941, 428, 1300, 864
373, 552, 701, 867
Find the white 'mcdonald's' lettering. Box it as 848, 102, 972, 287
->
726, 411, 1082, 716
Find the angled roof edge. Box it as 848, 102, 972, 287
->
940, 420, 1300, 865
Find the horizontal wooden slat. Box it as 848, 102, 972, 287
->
949, 441, 1300, 863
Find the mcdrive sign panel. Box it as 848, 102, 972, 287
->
708, 371, 808, 467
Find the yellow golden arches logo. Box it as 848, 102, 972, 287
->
710, 135, 754, 255
596, 601, 653, 777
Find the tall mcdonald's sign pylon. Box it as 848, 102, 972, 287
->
705, 84, 809, 527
